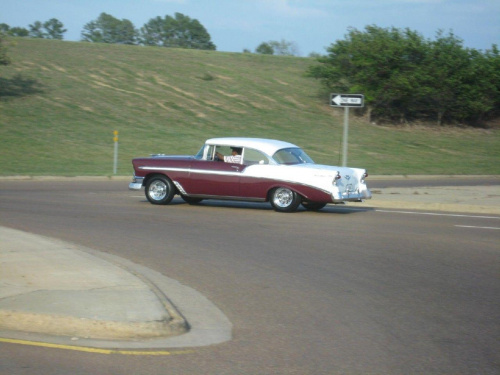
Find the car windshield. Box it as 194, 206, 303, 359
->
194, 145, 205, 160
272, 147, 315, 165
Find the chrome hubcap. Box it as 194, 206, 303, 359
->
274, 188, 293, 207
149, 180, 167, 200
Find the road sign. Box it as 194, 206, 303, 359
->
329, 93, 364, 166
330, 93, 364, 108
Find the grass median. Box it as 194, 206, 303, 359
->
1, 38, 498, 176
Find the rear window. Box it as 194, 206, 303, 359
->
273, 148, 314, 165
243, 148, 271, 165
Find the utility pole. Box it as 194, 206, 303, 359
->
113, 130, 119, 174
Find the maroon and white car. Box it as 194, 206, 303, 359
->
129, 137, 371, 212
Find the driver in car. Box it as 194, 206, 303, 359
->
216, 147, 242, 163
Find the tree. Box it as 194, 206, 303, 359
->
82, 13, 137, 44
255, 42, 274, 55
308, 26, 428, 122
140, 13, 216, 50
255, 40, 300, 56
269, 39, 299, 56
8, 27, 29, 37
308, 52, 323, 58
307, 25, 498, 126
43, 18, 67, 40
29, 21, 45, 38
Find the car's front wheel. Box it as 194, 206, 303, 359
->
270, 187, 301, 212
145, 176, 175, 205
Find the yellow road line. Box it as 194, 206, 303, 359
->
0, 337, 193, 356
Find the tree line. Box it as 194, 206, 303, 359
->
308, 25, 499, 127
1, 13, 301, 55
0, 12, 216, 50
1, 19, 66, 40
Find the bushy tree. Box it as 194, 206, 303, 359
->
82, 13, 137, 44
2, 20, 66, 39
43, 18, 67, 40
255, 39, 299, 56
10, 27, 29, 37
255, 42, 274, 55
308, 25, 499, 126
140, 13, 216, 50
29, 21, 45, 38
269, 39, 299, 56
0, 24, 10, 34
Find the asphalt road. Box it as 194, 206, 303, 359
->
0, 179, 499, 375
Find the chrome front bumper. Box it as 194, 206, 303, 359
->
128, 176, 144, 190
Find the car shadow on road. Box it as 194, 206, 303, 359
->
166, 197, 375, 214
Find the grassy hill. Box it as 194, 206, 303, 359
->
1, 37, 499, 176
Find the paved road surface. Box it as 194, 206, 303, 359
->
0, 178, 498, 375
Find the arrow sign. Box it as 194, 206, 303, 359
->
330, 93, 364, 108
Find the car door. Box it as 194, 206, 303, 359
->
184, 145, 242, 197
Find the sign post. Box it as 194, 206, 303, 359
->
330, 94, 364, 166
113, 130, 119, 175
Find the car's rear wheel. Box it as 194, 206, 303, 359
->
302, 201, 327, 211
270, 187, 301, 212
145, 175, 175, 205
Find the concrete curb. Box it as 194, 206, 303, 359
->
356, 201, 500, 215
0, 227, 232, 348
0, 227, 188, 341
360, 185, 500, 215
0, 310, 184, 340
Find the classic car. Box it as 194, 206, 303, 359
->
129, 137, 371, 212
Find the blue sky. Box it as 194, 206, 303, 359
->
2, 0, 499, 55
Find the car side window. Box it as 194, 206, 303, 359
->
215, 146, 232, 158
243, 148, 270, 165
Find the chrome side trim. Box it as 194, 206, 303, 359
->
139, 166, 239, 177
173, 181, 187, 195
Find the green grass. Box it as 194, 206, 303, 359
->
1, 37, 499, 176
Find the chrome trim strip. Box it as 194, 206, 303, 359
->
140, 166, 240, 177
139, 166, 189, 172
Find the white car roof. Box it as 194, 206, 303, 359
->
206, 137, 299, 156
